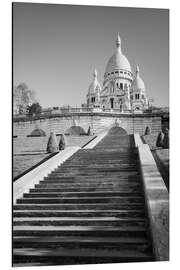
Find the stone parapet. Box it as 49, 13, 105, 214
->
13, 111, 168, 122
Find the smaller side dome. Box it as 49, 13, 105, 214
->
88, 69, 101, 94
132, 66, 145, 90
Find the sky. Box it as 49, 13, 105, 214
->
13, 3, 169, 108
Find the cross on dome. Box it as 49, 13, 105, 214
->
116, 33, 121, 51
93, 69, 97, 79
136, 65, 140, 76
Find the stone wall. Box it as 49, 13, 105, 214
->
13, 113, 162, 137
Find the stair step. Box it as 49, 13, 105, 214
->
13, 225, 148, 237
29, 187, 142, 193
13, 247, 153, 265
13, 217, 147, 227
13, 236, 149, 244
13, 236, 151, 250
16, 196, 144, 204
57, 167, 138, 171
40, 179, 141, 184
13, 256, 153, 267
51, 170, 139, 175
44, 175, 141, 180
62, 162, 138, 166
25, 191, 143, 198
61, 162, 138, 166
13, 209, 145, 218
14, 203, 145, 211
34, 183, 142, 189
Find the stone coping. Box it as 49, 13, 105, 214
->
83, 130, 109, 149
134, 133, 144, 147
134, 134, 169, 261
13, 146, 80, 204
13, 111, 166, 123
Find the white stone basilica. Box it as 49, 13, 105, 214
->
86, 34, 149, 113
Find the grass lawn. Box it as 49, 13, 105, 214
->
13, 135, 95, 179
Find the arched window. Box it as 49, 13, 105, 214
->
120, 83, 123, 90
110, 98, 114, 109
91, 97, 95, 103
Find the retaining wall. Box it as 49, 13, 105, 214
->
13, 113, 162, 137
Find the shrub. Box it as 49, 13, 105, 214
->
162, 129, 169, 149
87, 126, 93, 136
46, 132, 59, 153
28, 102, 42, 116
156, 131, 164, 147
144, 126, 151, 135
59, 134, 66, 150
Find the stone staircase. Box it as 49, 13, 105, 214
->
13, 129, 154, 266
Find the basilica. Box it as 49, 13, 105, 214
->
86, 34, 149, 113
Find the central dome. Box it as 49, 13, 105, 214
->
105, 34, 131, 75
105, 52, 131, 74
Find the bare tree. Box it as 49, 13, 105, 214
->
13, 83, 37, 114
